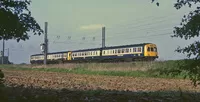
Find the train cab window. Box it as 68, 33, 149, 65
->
147, 47, 151, 52
154, 47, 157, 52
151, 47, 154, 52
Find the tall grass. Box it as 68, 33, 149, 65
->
0, 60, 187, 79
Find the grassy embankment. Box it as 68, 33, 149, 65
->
0, 60, 186, 79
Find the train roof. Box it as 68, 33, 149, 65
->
31, 43, 154, 56
31, 51, 69, 56
72, 43, 152, 52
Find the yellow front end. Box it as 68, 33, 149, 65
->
144, 44, 158, 58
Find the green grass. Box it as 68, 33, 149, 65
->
0, 60, 187, 79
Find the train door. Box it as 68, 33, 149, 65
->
63, 53, 67, 60
67, 51, 72, 60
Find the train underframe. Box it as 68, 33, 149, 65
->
30, 56, 157, 64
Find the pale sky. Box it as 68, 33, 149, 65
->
1, 0, 198, 64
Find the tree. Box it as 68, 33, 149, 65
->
0, 0, 43, 41
152, 0, 200, 86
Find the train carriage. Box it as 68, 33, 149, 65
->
30, 43, 158, 64
71, 48, 101, 62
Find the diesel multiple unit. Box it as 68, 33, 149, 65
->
30, 43, 158, 64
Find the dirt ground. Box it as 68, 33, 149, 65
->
2, 69, 200, 92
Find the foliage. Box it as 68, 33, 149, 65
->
0, 69, 4, 84
151, 0, 200, 86
0, 0, 43, 41
0, 69, 4, 93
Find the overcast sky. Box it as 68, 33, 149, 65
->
1, 0, 198, 64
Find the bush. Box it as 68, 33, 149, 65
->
0, 69, 4, 87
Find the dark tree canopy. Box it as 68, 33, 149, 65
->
0, 0, 43, 41
152, 0, 200, 86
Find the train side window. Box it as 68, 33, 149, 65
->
126, 48, 129, 53
122, 49, 124, 53
110, 50, 112, 54
138, 48, 141, 52
113, 50, 114, 54
133, 48, 136, 52
136, 48, 138, 52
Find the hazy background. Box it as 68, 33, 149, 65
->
1, 0, 198, 64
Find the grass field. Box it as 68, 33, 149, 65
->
0, 60, 186, 79
1, 60, 200, 101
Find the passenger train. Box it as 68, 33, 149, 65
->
30, 43, 158, 64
